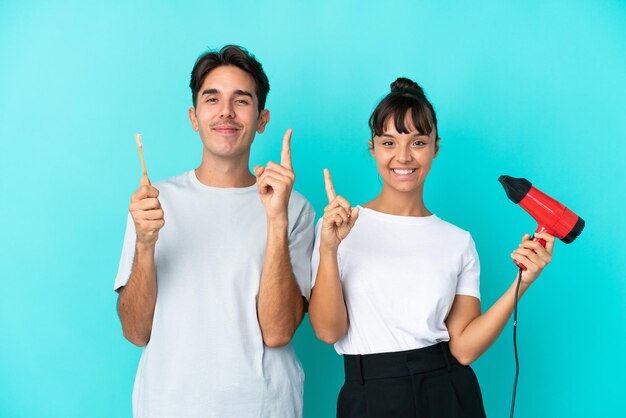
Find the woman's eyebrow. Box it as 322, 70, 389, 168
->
380, 132, 428, 138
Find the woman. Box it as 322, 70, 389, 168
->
308, 78, 554, 418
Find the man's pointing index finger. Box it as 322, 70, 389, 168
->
281, 128, 293, 169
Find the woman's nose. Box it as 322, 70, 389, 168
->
396, 146, 412, 162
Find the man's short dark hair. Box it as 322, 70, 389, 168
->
189, 45, 270, 112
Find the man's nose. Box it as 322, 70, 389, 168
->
219, 102, 235, 118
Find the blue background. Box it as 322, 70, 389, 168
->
1, 0, 625, 416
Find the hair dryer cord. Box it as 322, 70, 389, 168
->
510, 267, 523, 418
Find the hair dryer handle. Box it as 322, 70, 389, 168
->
513, 225, 548, 271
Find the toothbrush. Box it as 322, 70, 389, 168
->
135, 132, 150, 184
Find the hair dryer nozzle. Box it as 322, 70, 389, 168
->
498, 175, 532, 204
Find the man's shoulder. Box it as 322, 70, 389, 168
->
289, 189, 315, 216
152, 170, 194, 192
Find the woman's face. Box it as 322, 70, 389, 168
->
370, 112, 439, 195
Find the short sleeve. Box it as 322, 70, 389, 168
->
455, 233, 481, 300
113, 213, 137, 291
288, 201, 316, 301
310, 219, 324, 288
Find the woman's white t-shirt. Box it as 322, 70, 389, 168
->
311, 206, 480, 355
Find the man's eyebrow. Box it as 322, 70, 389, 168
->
201, 89, 253, 98
234, 89, 253, 98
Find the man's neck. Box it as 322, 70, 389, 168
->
195, 151, 256, 188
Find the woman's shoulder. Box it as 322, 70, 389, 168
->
430, 216, 474, 243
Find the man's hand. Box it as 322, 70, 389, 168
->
254, 129, 295, 223
129, 177, 165, 248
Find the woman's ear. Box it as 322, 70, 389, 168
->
434, 137, 441, 158
369, 139, 374, 157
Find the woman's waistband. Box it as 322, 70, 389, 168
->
342, 342, 460, 382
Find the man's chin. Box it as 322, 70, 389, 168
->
202, 144, 252, 160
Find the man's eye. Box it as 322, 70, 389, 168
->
206, 97, 217, 103
235, 99, 249, 105
413, 141, 426, 146
382, 141, 394, 146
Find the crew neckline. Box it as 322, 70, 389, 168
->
357, 205, 438, 225
188, 170, 258, 194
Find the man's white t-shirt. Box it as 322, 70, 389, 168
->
115, 170, 315, 418
311, 206, 480, 355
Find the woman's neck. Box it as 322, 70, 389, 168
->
364, 187, 431, 217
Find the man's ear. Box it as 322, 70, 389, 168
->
434, 137, 441, 158
257, 109, 270, 133
188, 107, 199, 131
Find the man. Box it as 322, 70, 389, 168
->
114, 45, 314, 417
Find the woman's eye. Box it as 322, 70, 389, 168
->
413, 141, 426, 146
382, 141, 394, 146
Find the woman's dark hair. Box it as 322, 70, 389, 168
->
368, 77, 438, 140
189, 45, 270, 111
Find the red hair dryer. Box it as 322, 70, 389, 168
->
498, 175, 585, 270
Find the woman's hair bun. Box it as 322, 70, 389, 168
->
390, 77, 424, 96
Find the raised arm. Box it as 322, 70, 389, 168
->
255, 129, 306, 347
445, 232, 555, 365
117, 177, 164, 347
308, 169, 359, 344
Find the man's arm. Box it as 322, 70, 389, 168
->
257, 220, 306, 347
116, 177, 164, 346
117, 243, 158, 346
254, 129, 306, 347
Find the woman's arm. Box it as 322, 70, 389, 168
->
446, 232, 555, 365
309, 247, 350, 344
308, 169, 359, 344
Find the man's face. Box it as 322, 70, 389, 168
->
188, 65, 269, 160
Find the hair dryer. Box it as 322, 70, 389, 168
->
498, 175, 585, 270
